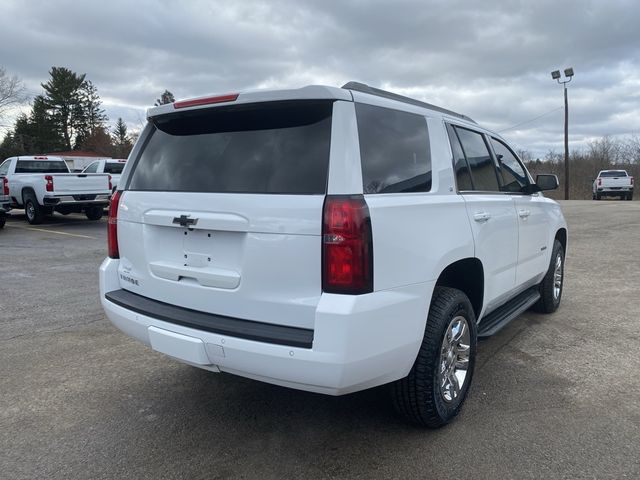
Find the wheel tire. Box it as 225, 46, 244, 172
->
0, 213, 5, 229
533, 239, 565, 314
85, 206, 103, 221
391, 287, 477, 428
24, 194, 44, 225
596, 193, 601, 200
628, 193, 633, 201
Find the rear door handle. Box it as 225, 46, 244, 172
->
518, 209, 531, 219
473, 212, 491, 223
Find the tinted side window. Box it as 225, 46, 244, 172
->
490, 138, 529, 192
356, 103, 431, 194
455, 127, 499, 192
83, 162, 99, 173
446, 124, 473, 191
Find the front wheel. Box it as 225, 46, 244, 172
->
391, 287, 477, 428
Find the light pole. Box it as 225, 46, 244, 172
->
551, 67, 574, 200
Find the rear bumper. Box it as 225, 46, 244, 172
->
596, 187, 633, 194
100, 258, 433, 395
44, 194, 110, 206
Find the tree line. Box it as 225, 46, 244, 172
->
0, 66, 175, 160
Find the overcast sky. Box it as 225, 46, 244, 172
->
1, 0, 639, 157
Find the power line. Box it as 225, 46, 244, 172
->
498, 106, 564, 133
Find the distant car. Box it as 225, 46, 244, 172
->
82, 159, 127, 193
593, 170, 634, 200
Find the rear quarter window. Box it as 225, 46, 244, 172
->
355, 103, 431, 194
128, 101, 333, 194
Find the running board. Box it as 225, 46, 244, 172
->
477, 288, 541, 339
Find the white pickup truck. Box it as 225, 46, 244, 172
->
593, 169, 634, 200
82, 159, 127, 193
0, 156, 111, 224
0, 175, 9, 229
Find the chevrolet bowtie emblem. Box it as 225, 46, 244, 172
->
173, 215, 198, 228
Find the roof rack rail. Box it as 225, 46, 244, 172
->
341, 81, 476, 124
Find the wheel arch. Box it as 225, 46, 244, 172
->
434, 258, 484, 319
555, 228, 567, 253
21, 186, 37, 204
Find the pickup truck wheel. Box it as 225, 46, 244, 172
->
595, 193, 601, 200
85, 207, 103, 221
0, 213, 5, 229
24, 195, 44, 225
391, 287, 477, 428
533, 239, 564, 314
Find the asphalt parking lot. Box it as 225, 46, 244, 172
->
1, 201, 639, 479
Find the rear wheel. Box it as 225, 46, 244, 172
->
595, 193, 601, 200
391, 287, 477, 428
533, 239, 564, 313
85, 206, 103, 221
24, 194, 44, 225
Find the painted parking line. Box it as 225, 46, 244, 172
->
5, 224, 97, 239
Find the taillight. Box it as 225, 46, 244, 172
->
45, 175, 54, 192
322, 195, 373, 295
108, 174, 112, 191
631, 177, 634, 186
2, 177, 8, 196
598, 178, 602, 186
108, 190, 122, 259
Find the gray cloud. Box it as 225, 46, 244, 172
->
1, 0, 639, 156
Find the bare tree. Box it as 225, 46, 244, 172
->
0, 67, 27, 126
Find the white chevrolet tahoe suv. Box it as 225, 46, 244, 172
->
100, 82, 567, 427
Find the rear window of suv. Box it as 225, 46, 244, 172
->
128, 101, 333, 194
355, 103, 431, 194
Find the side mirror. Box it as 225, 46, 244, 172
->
536, 174, 559, 191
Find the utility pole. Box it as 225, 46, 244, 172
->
551, 68, 574, 200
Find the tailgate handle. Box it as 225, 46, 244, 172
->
143, 211, 249, 232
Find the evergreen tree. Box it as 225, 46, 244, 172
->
112, 117, 132, 158
75, 80, 108, 148
154, 90, 175, 106
41, 67, 86, 150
